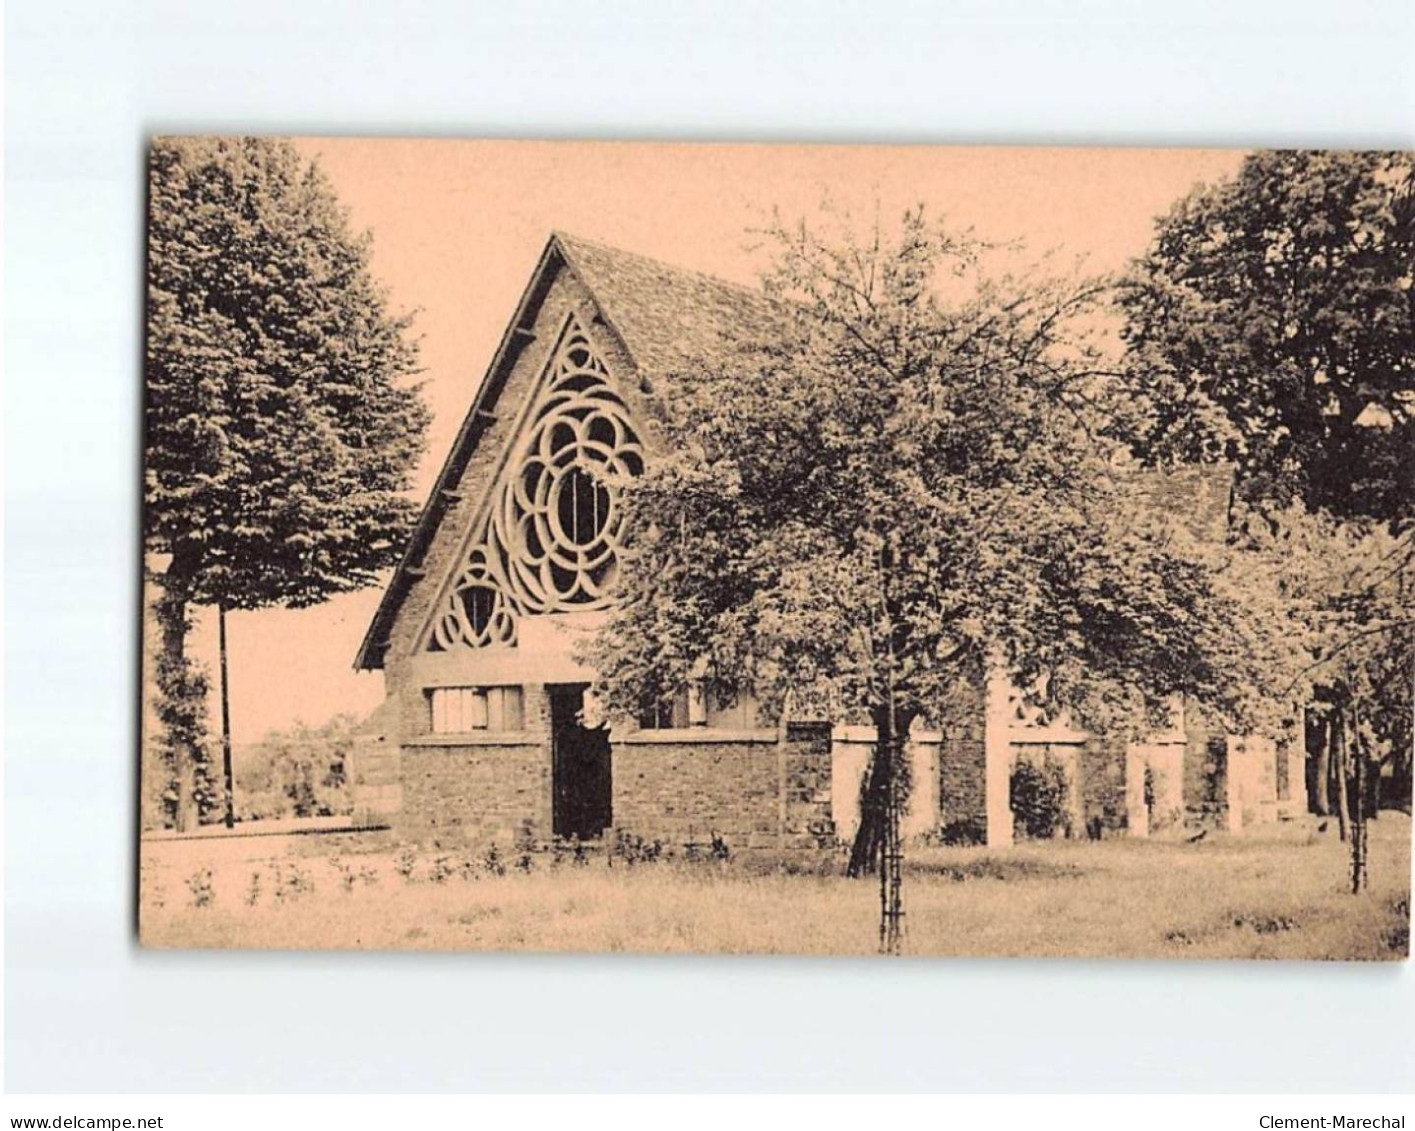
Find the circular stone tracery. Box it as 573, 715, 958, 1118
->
431, 547, 517, 649
425, 320, 644, 653
496, 343, 644, 612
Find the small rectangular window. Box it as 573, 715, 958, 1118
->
429, 686, 523, 734
490, 685, 524, 731
638, 687, 691, 730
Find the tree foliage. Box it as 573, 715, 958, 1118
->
1116, 150, 1413, 523
1234, 502, 1414, 823
585, 210, 1299, 877
236, 713, 358, 821
144, 137, 430, 823
1116, 151, 1415, 838
146, 137, 430, 609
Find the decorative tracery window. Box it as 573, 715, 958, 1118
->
427, 315, 643, 652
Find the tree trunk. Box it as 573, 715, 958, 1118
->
847, 742, 888, 879
153, 562, 210, 832
846, 705, 916, 877
158, 584, 196, 832
1310, 708, 1332, 816
847, 700, 914, 956
1333, 709, 1350, 844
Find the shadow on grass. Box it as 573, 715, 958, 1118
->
909, 856, 1086, 883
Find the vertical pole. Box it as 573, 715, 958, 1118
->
886, 738, 903, 954
878, 733, 889, 953
880, 654, 904, 956
219, 603, 235, 829
1350, 707, 1368, 894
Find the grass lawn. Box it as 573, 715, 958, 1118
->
139, 812, 1410, 959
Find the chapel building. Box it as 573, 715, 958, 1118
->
351, 233, 1302, 851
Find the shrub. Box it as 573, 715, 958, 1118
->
1010, 757, 1071, 840
186, 868, 215, 908
271, 862, 315, 904
329, 857, 357, 893
939, 818, 987, 846
612, 830, 663, 866
235, 714, 358, 821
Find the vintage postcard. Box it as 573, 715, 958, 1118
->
139, 139, 1412, 957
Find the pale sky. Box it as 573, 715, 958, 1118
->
181, 139, 1247, 746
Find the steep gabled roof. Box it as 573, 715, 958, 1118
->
354, 231, 785, 670
554, 232, 785, 380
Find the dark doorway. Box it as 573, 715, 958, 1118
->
549, 683, 612, 840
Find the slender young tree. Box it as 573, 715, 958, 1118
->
145, 137, 430, 827
584, 211, 1299, 948
1233, 504, 1414, 889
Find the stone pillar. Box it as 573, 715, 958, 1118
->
349, 732, 402, 825
1252, 735, 1279, 825
828, 727, 870, 844
984, 667, 1014, 847
903, 728, 940, 839
781, 722, 835, 849
1125, 743, 1149, 838
1282, 738, 1309, 816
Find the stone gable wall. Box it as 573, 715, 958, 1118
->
382, 264, 649, 748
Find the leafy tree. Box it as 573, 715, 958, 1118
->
585, 211, 1298, 941
1116, 150, 1413, 522
236, 713, 359, 821
145, 137, 430, 827
1116, 151, 1414, 854
1233, 502, 1414, 887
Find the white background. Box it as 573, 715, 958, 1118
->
5, 0, 1415, 1094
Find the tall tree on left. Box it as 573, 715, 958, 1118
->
144, 137, 430, 829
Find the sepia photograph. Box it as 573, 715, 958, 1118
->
136, 138, 1413, 960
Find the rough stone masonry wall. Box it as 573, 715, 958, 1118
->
397, 739, 552, 849
391, 681, 554, 848
935, 681, 987, 843
613, 723, 834, 852
612, 738, 778, 850
937, 737, 986, 841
